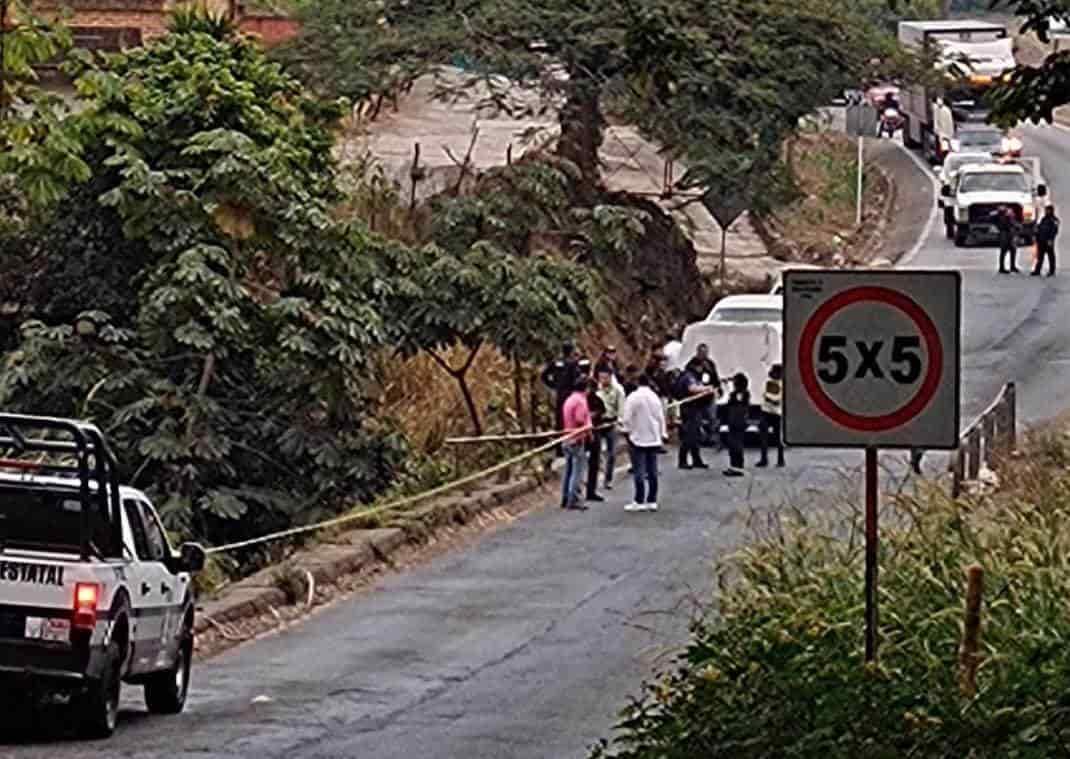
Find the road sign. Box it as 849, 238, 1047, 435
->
845, 103, 878, 138
783, 270, 961, 450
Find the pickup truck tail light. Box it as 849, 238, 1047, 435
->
73, 583, 99, 630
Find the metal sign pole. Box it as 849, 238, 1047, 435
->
719, 226, 727, 294
864, 446, 879, 662
856, 135, 864, 227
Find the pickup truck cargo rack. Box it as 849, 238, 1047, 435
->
0, 413, 123, 560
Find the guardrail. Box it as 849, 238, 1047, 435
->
950, 382, 1016, 498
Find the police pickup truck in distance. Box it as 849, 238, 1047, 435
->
941, 161, 1048, 247
0, 414, 205, 738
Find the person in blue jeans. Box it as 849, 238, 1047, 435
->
560, 377, 592, 510
621, 373, 668, 512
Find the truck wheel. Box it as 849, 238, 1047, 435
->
954, 229, 968, 247
79, 640, 121, 739
144, 633, 192, 714
902, 119, 918, 149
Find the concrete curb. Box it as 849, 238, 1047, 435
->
193, 461, 559, 637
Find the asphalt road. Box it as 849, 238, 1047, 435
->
6, 126, 1070, 759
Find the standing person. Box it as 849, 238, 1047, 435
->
585, 377, 607, 503
621, 374, 668, 512
596, 367, 626, 490
646, 352, 674, 452
1033, 205, 1060, 277
756, 364, 784, 468
694, 343, 722, 446
595, 345, 621, 380
622, 364, 640, 396
541, 341, 580, 436
560, 377, 592, 510
723, 373, 751, 477
675, 358, 711, 469
991, 205, 1020, 274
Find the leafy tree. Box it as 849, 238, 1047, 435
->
376, 237, 599, 435
0, 1, 87, 214
988, 0, 1070, 125
280, 0, 901, 202
0, 14, 405, 548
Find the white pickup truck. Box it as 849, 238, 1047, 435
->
0, 414, 205, 738
942, 160, 1049, 247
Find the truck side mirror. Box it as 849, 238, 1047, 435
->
175, 542, 207, 573
941, 185, 952, 198
1038, 184, 1048, 197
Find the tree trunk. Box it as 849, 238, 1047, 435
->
557, 82, 605, 191
512, 356, 524, 430
455, 372, 482, 436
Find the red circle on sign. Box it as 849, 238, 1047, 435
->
798, 286, 943, 432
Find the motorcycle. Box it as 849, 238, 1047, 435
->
877, 106, 904, 138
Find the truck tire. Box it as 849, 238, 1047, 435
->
144, 630, 192, 714
79, 640, 122, 739
902, 118, 918, 149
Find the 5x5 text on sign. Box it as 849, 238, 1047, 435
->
782, 270, 961, 449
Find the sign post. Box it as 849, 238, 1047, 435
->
783, 270, 961, 662
701, 194, 749, 294
844, 100, 877, 228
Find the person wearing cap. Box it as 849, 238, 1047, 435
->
541, 341, 581, 440
595, 345, 620, 379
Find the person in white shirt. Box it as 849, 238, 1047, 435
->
620, 373, 668, 512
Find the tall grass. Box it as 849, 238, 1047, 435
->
594, 430, 1070, 758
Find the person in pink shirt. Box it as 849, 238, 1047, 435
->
561, 377, 593, 510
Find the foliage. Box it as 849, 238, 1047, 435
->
0, 2, 87, 212
592, 434, 1070, 758
375, 236, 599, 434
987, 0, 1070, 125
0, 19, 406, 551
281, 0, 909, 206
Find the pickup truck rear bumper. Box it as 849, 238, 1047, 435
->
0, 637, 108, 689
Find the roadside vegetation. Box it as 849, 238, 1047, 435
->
592, 432, 1070, 757
753, 131, 893, 267
1, 0, 1063, 574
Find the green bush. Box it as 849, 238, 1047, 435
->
594, 433, 1070, 758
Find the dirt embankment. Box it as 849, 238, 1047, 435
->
751, 132, 896, 268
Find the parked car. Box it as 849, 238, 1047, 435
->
705, 294, 783, 324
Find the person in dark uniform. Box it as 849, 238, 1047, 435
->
585, 377, 607, 502
723, 373, 750, 477
991, 205, 1020, 274
541, 341, 581, 435
675, 358, 711, 469
622, 364, 640, 396
693, 343, 722, 446
1032, 205, 1060, 277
